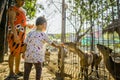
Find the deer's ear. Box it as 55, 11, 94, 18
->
76, 42, 81, 46
110, 49, 112, 53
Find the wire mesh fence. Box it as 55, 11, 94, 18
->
58, 0, 120, 80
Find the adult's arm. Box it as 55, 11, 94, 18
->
8, 8, 20, 43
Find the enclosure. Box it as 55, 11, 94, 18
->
0, 0, 120, 80
58, 0, 120, 80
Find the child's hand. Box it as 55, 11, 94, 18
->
14, 36, 20, 44
60, 43, 64, 47
56, 43, 64, 48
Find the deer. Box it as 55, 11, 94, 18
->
97, 44, 120, 80
63, 42, 102, 80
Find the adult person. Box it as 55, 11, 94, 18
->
7, 0, 33, 78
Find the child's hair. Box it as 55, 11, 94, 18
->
36, 16, 47, 26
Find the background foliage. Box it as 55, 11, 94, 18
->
23, 0, 44, 19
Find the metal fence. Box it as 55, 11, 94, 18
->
59, 0, 120, 80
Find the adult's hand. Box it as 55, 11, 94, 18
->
14, 35, 20, 44
27, 24, 35, 29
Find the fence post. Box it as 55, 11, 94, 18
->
60, 0, 66, 79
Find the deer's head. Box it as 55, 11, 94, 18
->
97, 44, 112, 56
63, 42, 81, 52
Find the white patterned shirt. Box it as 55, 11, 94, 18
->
24, 30, 52, 63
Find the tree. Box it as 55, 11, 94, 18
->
67, 0, 117, 50
23, 0, 44, 19
0, 0, 8, 62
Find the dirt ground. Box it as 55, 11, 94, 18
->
0, 51, 116, 80
0, 52, 58, 80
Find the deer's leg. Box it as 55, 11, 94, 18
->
79, 67, 83, 79
58, 52, 61, 70
95, 65, 99, 78
84, 67, 88, 80
89, 64, 94, 75
58, 59, 61, 70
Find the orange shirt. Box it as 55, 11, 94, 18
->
7, 6, 27, 55
10, 6, 26, 27
8, 6, 27, 42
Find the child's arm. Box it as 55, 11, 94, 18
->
43, 33, 63, 48
50, 42, 61, 48
22, 32, 30, 59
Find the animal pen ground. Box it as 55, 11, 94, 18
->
0, 0, 120, 80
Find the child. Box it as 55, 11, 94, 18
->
23, 16, 59, 80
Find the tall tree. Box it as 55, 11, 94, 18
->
0, 0, 8, 62
23, 0, 44, 19
67, 0, 117, 48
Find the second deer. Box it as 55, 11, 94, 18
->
97, 44, 120, 80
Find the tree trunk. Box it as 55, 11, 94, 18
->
0, 0, 7, 24
0, 0, 7, 63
